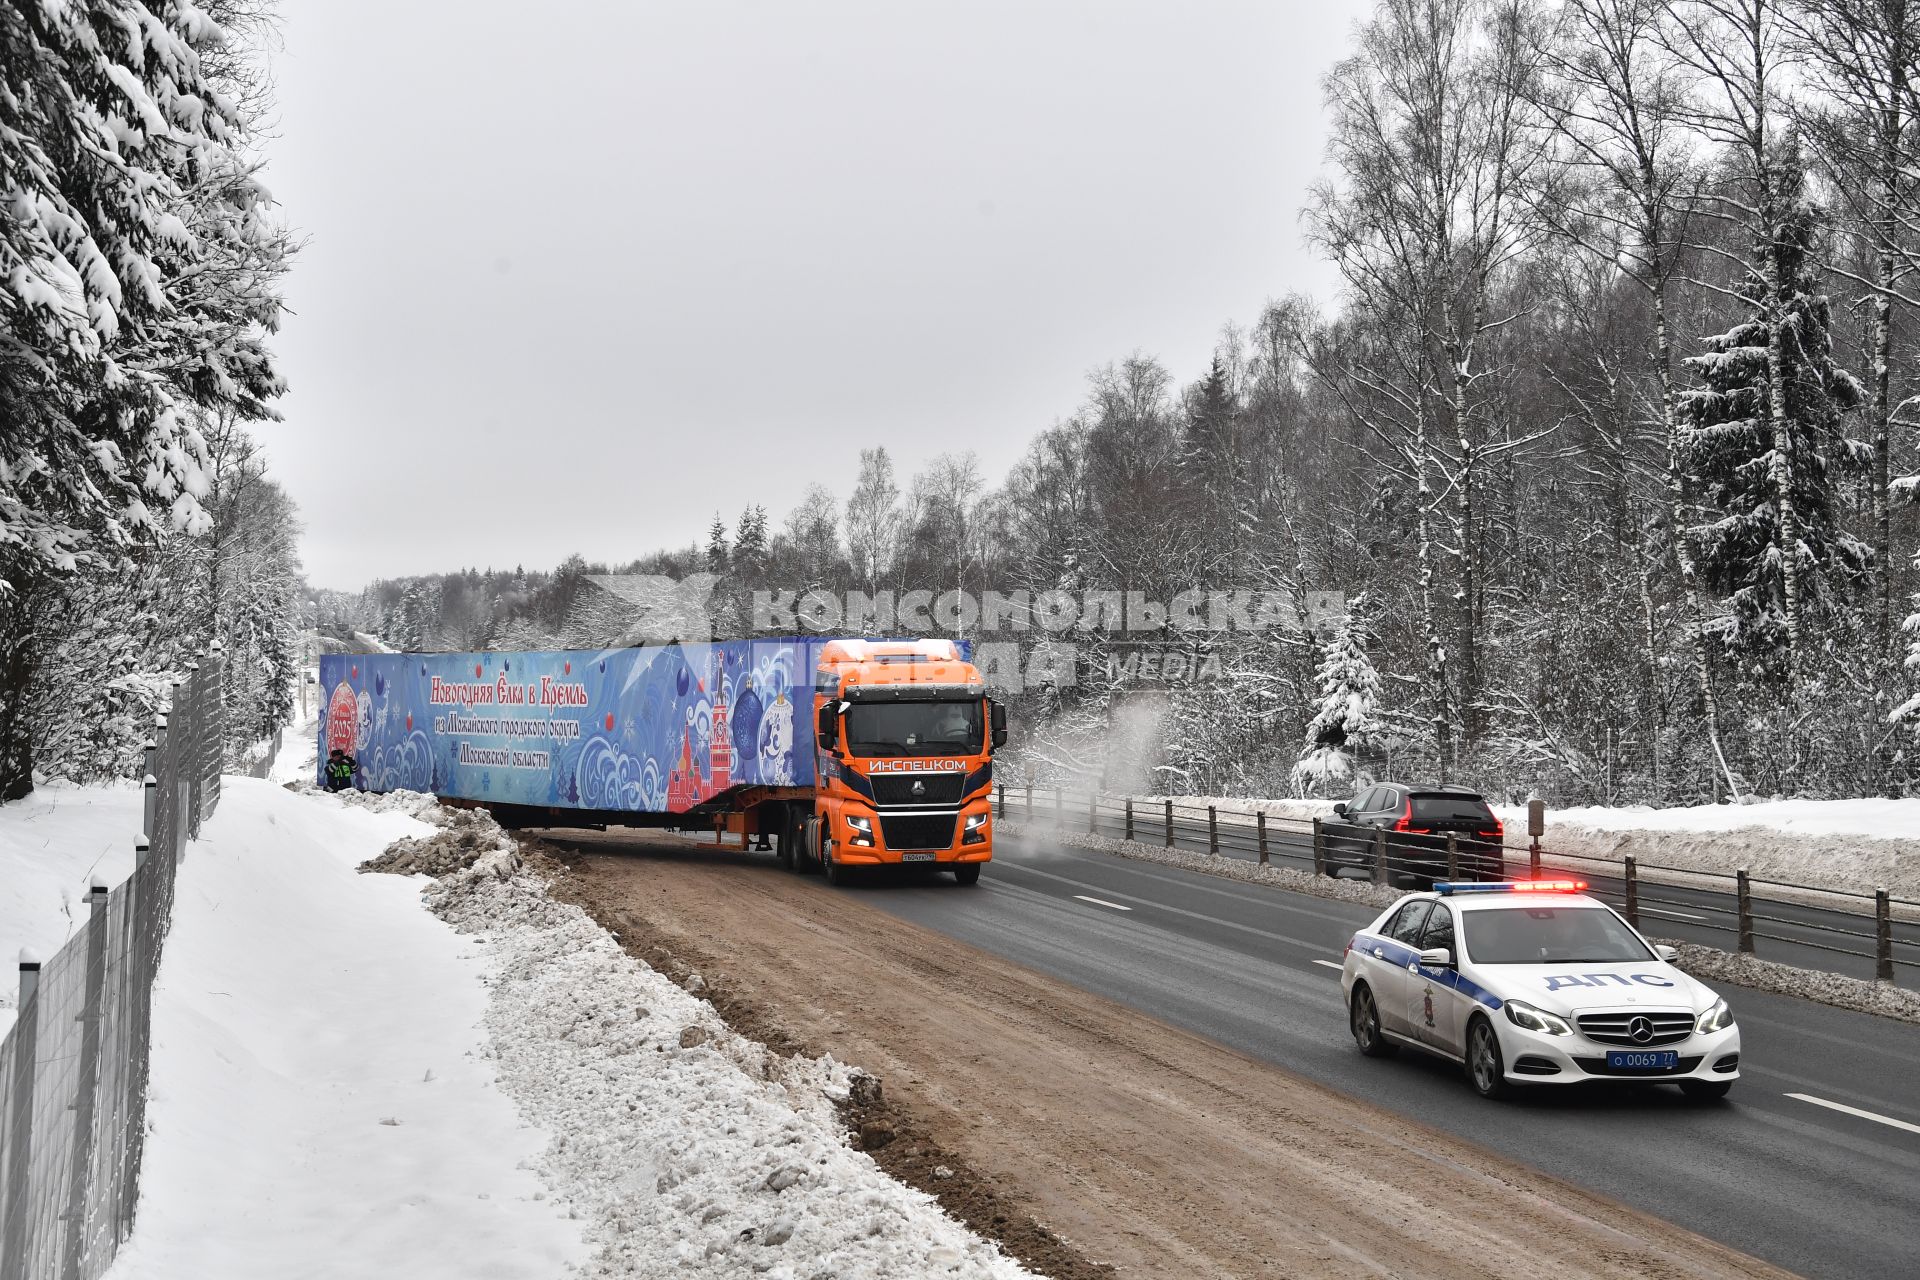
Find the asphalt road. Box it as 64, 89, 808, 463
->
827, 832, 1920, 1280
1045, 799, 1920, 988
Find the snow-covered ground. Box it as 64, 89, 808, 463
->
423, 842, 1035, 1279
102, 778, 586, 1279
14, 769, 1035, 1279
1133, 792, 1920, 896
0, 783, 144, 1038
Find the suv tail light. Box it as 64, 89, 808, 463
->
1392, 800, 1429, 834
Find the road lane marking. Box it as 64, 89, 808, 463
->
1787, 1093, 1920, 1136
1640, 907, 1710, 922
997, 861, 1337, 954
1074, 895, 1132, 912
1312, 960, 1345, 971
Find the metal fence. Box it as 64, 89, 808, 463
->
1, 646, 225, 1280
238, 727, 282, 780
996, 787, 1920, 988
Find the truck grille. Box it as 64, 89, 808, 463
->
1575, 1011, 1696, 1047
880, 813, 957, 851
870, 774, 965, 807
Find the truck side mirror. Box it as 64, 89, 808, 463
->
816, 703, 838, 750
989, 700, 1007, 749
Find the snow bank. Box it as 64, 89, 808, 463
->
421, 851, 1036, 1279
102, 778, 587, 1279
0, 783, 143, 1038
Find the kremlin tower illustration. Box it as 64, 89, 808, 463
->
666, 653, 733, 810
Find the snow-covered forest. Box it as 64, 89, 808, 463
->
328, 0, 1920, 807
0, 2, 302, 796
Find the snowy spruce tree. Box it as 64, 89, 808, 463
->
0, 1, 292, 795
1290, 607, 1382, 798
1675, 167, 1866, 690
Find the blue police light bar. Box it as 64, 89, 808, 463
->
1435, 879, 1589, 896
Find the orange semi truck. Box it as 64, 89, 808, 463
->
316, 636, 1005, 884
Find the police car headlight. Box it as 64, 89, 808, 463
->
1504, 1000, 1573, 1036
1696, 998, 1734, 1034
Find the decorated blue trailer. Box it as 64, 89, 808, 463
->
317, 638, 833, 821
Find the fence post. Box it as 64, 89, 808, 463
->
1736, 868, 1754, 954
1054, 786, 1062, 824
153, 713, 170, 865
1208, 805, 1219, 855
1087, 791, 1096, 836
3, 953, 42, 1280
181, 665, 200, 844
1372, 829, 1387, 887
995, 784, 1004, 820
1312, 818, 1325, 877
1877, 888, 1894, 983
1257, 812, 1269, 864
1124, 797, 1134, 842
62, 882, 110, 1280
1446, 833, 1459, 882
1024, 781, 1032, 818
1527, 798, 1545, 879
1163, 799, 1173, 848
1624, 856, 1639, 927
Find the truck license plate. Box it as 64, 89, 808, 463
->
900, 852, 937, 863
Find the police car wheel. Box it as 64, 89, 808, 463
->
1679, 1079, 1733, 1102
1466, 1016, 1511, 1099
1349, 984, 1396, 1058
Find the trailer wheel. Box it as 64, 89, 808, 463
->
773, 805, 795, 869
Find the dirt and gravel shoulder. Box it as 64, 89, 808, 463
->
538, 829, 1791, 1280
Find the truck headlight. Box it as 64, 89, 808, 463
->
845, 813, 873, 846
1696, 998, 1734, 1034
963, 812, 988, 844
1504, 1000, 1572, 1036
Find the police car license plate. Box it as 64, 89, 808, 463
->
901, 852, 937, 863
1607, 1050, 1678, 1071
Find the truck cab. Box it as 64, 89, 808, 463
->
807, 638, 1005, 884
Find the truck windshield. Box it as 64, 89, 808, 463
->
1461, 907, 1653, 964
845, 701, 982, 757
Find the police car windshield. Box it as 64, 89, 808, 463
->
845, 701, 982, 757
1462, 906, 1653, 964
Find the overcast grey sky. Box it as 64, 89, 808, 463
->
262, 0, 1370, 591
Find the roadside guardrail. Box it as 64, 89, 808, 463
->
995, 786, 1918, 987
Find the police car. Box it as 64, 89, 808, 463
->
1340, 881, 1740, 1100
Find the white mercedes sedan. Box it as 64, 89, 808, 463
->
1339, 881, 1741, 1100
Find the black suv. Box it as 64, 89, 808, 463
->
1325, 783, 1506, 886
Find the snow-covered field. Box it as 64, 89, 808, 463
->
1135, 792, 1920, 896
0, 766, 1034, 1279
0, 783, 144, 1038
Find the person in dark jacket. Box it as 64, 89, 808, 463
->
325, 748, 356, 792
